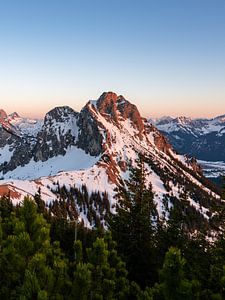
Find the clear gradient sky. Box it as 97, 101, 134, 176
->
0, 0, 225, 119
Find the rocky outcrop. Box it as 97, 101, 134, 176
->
9, 112, 20, 120
117, 98, 144, 133
96, 92, 144, 134
0, 109, 7, 121
76, 105, 104, 156
186, 156, 203, 175
0, 129, 12, 148
145, 122, 172, 155
97, 92, 119, 123
0, 92, 222, 232
0, 92, 204, 183
3, 140, 34, 172
154, 134, 172, 155
34, 106, 78, 162
44, 106, 77, 124
0, 106, 79, 173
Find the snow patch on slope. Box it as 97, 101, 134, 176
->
0, 145, 15, 164
0, 146, 99, 180
0, 145, 14, 164
10, 117, 43, 137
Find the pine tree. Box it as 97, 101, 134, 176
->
110, 156, 159, 287
0, 193, 13, 219
0, 197, 71, 299
87, 237, 115, 299
70, 234, 130, 299
103, 232, 130, 299
71, 262, 92, 300
208, 231, 225, 299
159, 247, 199, 300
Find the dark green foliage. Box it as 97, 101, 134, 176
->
110, 156, 159, 287
108, 159, 225, 298
0, 193, 14, 219
0, 197, 70, 299
158, 247, 199, 300
69, 233, 130, 299
0, 197, 131, 299
1, 169, 225, 299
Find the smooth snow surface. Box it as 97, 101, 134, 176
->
0, 146, 99, 180
0, 145, 14, 164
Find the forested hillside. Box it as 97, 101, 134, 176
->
1, 161, 225, 299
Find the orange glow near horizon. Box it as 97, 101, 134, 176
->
1, 87, 225, 120
2, 94, 225, 120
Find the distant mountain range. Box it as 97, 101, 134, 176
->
150, 115, 225, 179
0, 92, 222, 228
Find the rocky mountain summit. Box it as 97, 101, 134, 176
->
0, 92, 222, 228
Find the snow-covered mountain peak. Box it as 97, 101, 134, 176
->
212, 114, 225, 124
44, 106, 78, 124
90, 92, 144, 134
95, 92, 127, 119
175, 116, 192, 125
152, 113, 225, 162
0, 93, 222, 229
0, 108, 43, 138
150, 116, 174, 125
8, 112, 20, 120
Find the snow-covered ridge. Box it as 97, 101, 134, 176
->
0, 108, 43, 137
10, 117, 43, 137
150, 114, 225, 136
0, 92, 222, 228
150, 114, 225, 163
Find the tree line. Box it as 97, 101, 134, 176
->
0, 158, 225, 299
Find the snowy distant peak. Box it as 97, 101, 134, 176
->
212, 114, 225, 124
153, 114, 225, 135
149, 116, 174, 125
0, 110, 20, 122
0, 109, 22, 137
0, 109, 7, 121
152, 113, 225, 162
175, 116, 192, 125
9, 112, 20, 119
152, 116, 193, 126
0, 108, 42, 139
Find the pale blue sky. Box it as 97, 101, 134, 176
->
0, 0, 224, 118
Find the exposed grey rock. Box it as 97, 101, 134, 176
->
76, 105, 103, 156
33, 106, 79, 162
